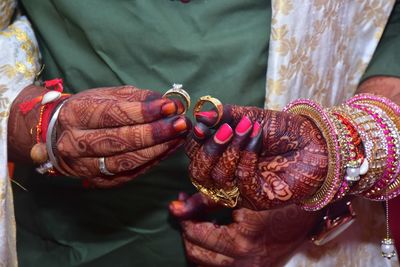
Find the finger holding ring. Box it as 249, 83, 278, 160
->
99, 157, 115, 176
163, 83, 191, 114
193, 95, 223, 128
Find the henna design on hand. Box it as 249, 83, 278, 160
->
170, 193, 321, 267
187, 104, 328, 209
9, 84, 189, 187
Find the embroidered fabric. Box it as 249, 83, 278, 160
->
266, 1, 398, 266
0, 15, 40, 266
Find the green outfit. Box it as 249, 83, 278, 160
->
14, 1, 400, 266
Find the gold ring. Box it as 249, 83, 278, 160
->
163, 84, 191, 114
190, 177, 240, 208
193, 95, 223, 127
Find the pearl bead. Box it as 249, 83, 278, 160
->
381, 244, 394, 254
345, 175, 360, 182
381, 239, 396, 259
359, 159, 369, 175
346, 167, 360, 177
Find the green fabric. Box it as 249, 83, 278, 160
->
362, 2, 400, 80
16, 1, 271, 266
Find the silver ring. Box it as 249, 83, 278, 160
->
99, 157, 115, 176
163, 83, 191, 114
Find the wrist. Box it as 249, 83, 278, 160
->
8, 84, 46, 162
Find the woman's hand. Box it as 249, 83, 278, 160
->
185, 104, 328, 209
9, 84, 190, 187
170, 193, 320, 267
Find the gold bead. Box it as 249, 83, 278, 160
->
30, 143, 48, 164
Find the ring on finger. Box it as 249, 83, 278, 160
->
193, 95, 223, 128
99, 157, 115, 176
163, 83, 191, 114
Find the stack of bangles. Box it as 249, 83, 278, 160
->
283, 93, 400, 210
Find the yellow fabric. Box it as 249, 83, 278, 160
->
0, 0, 16, 31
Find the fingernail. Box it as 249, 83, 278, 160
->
195, 111, 218, 126
172, 99, 185, 114
161, 101, 177, 116
170, 200, 185, 211
214, 123, 233, 144
195, 111, 217, 120
193, 123, 210, 139
246, 123, 263, 152
250, 121, 262, 137
173, 117, 188, 132
235, 116, 252, 136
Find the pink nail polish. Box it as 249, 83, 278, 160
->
195, 111, 217, 119
214, 123, 233, 144
250, 122, 261, 138
235, 116, 252, 136
194, 125, 205, 138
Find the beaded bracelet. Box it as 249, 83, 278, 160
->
327, 110, 366, 200
336, 105, 386, 195
347, 94, 400, 200
284, 99, 342, 211
326, 110, 351, 200
351, 104, 400, 200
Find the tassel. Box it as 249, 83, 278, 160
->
19, 78, 64, 114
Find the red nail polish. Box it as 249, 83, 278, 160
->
250, 122, 262, 137
161, 101, 176, 116
235, 116, 252, 136
214, 123, 233, 144
173, 118, 187, 132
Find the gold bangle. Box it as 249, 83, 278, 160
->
193, 95, 223, 127
163, 84, 191, 114
284, 100, 342, 211
190, 177, 240, 208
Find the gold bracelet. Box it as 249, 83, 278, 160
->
284, 100, 342, 211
